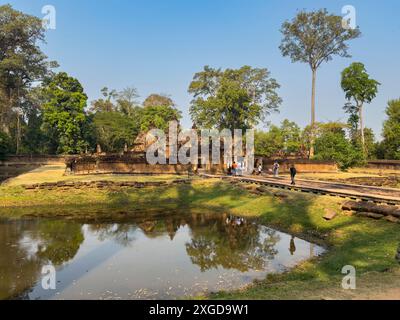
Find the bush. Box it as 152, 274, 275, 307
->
314, 131, 364, 170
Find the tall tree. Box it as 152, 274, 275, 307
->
382, 99, 400, 160
41, 72, 89, 154
189, 66, 281, 130
341, 62, 380, 155
279, 9, 361, 157
0, 4, 56, 136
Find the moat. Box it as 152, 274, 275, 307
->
0, 211, 324, 300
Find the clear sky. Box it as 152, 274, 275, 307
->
4, 0, 400, 138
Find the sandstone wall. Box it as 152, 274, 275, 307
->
367, 160, 400, 171
72, 162, 194, 175
257, 158, 338, 173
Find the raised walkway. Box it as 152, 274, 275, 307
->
201, 174, 400, 206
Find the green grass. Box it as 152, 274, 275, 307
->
1, 172, 400, 300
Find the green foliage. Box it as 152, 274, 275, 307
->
280, 119, 302, 153
254, 127, 283, 157
381, 99, 400, 159
140, 105, 182, 132
314, 128, 363, 169
0, 4, 56, 133
280, 9, 361, 70
0, 131, 12, 159
21, 110, 48, 154
189, 66, 281, 130
41, 72, 89, 154
341, 62, 380, 155
255, 119, 302, 157
89, 88, 181, 151
93, 111, 140, 152
341, 63, 380, 105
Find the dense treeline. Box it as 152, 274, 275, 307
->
0, 4, 399, 169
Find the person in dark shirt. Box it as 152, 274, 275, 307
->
290, 164, 297, 185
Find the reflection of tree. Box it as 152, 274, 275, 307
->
0, 221, 42, 299
86, 214, 281, 273
185, 219, 280, 272
34, 221, 84, 266
0, 220, 84, 299
88, 224, 137, 247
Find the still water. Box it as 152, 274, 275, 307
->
0, 212, 324, 300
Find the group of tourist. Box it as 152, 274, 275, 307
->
265, 161, 298, 185
229, 161, 298, 185
227, 161, 246, 176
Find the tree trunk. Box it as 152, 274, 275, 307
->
309, 68, 317, 159
359, 103, 366, 156
16, 113, 20, 155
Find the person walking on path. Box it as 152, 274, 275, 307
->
290, 164, 297, 185
257, 163, 262, 175
273, 161, 280, 177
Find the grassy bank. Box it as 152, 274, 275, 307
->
1, 170, 400, 299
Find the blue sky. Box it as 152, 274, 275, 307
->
4, 0, 400, 138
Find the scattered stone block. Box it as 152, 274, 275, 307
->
356, 212, 384, 220
343, 211, 355, 217
342, 201, 400, 218
323, 209, 337, 221
274, 192, 288, 199
384, 215, 400, 224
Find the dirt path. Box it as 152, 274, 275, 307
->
203, 174, 400, 205
358, 288, 400, 300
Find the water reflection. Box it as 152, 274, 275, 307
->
0, 213, 325, 300
0, 220, 84, 299
186, 215, 280, 272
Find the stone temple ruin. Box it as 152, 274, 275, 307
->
66, 130, 338, 176
67, 131, 226, 175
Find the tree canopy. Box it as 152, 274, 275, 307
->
92, 111, 140, 152
280, 9, 361, 70
140, 105, 182, 132
341, 62, 380, 154
143, 94, 174, 108
188, 66, 281, 130
41, 72, 88, 154
381, 99, 400, 160
313, 123, 364, 169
